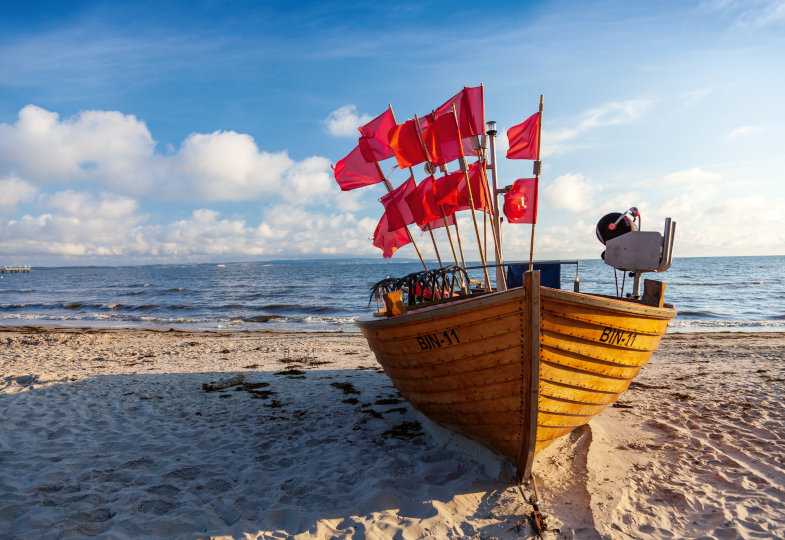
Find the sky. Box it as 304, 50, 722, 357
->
0, 0, 784, 266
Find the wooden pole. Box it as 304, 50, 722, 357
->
450, 105, 491, 290
516, 269, 540, 482
388, 105, 445, 268
453, 211, 467, 267
529, 95, 544, 272
427, 227, 442, 266
477, 160, 506, 290
375, 161, 427, 271
412, 111, 466, 272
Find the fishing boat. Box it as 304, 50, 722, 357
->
333, 87, 677, 481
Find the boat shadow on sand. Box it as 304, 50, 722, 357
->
1, 368, 554, 539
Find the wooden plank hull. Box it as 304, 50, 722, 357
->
356, 282, 676, 479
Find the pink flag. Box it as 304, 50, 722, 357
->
503, 178, 538, 223
379, 176, 417, 231
420, 212, 455, 232
373, 212, 411, 258
435, 86, 485, 137
388, 119, 428, 169
422, 112, 463, 166
358, 108, 396, 162
506, 112, 540, 160
332, 145, 384, 191
433, 162, 490, 213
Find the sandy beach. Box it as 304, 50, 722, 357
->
1, 327, 784, 539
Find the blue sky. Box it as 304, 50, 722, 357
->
1, 0, 784, 266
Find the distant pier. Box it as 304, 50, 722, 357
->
0, 265, 31, 273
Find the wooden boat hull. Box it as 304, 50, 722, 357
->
356, 272, 676, 480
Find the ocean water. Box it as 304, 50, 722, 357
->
0, 256, 783, 333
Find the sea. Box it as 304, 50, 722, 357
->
1, 256, 783, 334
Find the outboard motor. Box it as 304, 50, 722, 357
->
596, 207, 675, 300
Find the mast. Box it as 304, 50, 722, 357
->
486, 120, 506, 290
529, 95, 544, 272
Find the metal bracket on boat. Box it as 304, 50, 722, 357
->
604, 217, 676, 299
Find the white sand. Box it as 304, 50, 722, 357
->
1, 328, 784, 539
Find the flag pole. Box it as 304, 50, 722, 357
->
410, 112, 466, 273
388, 105, 444, 269
529, 95, 544, 272
373, 155, 427, 271
476, 158, 506, 290
407, 164, 442, 267
485, 121, 507, 290
451, 105, 491, 290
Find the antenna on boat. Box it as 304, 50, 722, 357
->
486, 119, 507, 290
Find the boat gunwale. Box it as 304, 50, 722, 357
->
356, 286, 526, 328
356, 284, 676, 330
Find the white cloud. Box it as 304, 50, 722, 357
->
545, 173, 600, 213
0, 105, 157, 192
322, 105, 372, 137
727, 125, 764, 139
649, 167, 720, 187
539, 98, 653, 157
700, 0, 785, 28
578, 99, 652, 129
0, 105, 341, 205
0, 189, 381, 263
173, 130, 294, 201
0, 176, 38, 208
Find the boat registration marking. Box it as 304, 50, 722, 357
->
599, 327, 637, 347
416, 329, 461, 351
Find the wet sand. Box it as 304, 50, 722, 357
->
1, 327, 784, 539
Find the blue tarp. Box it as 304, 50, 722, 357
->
506, 263, 561, 290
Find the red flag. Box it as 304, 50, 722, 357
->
405, 175, 442, 227
358, 108, 396, 162
433, 169, 464, 206
332, 145, 384, 191
435, 86, 485, 137
420, 212, 455, 232
506, 112, 540, 160
388, 119, 428, 169
422, 112, 463, 166
503, 178, 538, 223
379, 176, 417, 231
373, 212, 411, 258
433, 162, 490, 213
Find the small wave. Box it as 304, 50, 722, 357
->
130, 304, 160, 311
672, 280, 766, 286
121, 291, 146, 296
64, 302, 82, 309
670, 319, 785, 328
222, 303, 244, 308
241, 315, 286, 323
675, 310, 719, 318
259, 303, 334, 313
